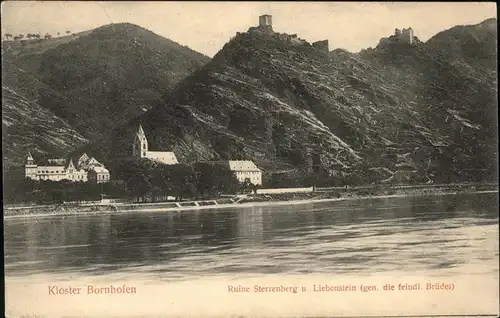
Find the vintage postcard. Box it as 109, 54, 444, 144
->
2, 1, 499, 317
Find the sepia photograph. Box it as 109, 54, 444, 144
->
2, 1, 499, 317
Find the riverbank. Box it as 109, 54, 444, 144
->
239, 183, 499, 203
4, 183, 498, 219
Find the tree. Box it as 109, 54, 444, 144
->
212, 164, 239, 195
44, 33, 51, 40
114, 158, 155, 202
151, 164, 175, 200
241, 178, 252, 194
250, 182, 259, 195
66, 30, 71, 34
193, 163, 239, 197
171, 164, 197, 201
127, 168, 151, 202
193, 163, 216, 197
18, 34, 24, 40
4, 33, 12, 40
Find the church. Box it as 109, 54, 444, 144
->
132, 125, 263, 185
132, 124, 178, 165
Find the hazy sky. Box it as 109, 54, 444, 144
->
1, 1, 496, 56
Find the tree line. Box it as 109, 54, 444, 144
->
3, 159, 256, 205
3, 178, 104, 204
3, 156, 443, 205
4, 30, 72, 41
114, 159, 247, 202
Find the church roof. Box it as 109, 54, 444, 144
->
137, 124, 146, 136
147, 151, 178, 164
27, 152, 34, 160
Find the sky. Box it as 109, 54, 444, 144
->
1, 1, 496, 57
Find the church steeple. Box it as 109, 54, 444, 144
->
25, 151, 37, 179
133, 124, 149, 158
26, 152, 34, 165
137, 124, 146, 138
67, 159, 75, 172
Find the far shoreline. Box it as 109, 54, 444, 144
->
4, 185, 498, 220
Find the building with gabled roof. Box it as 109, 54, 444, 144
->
77, 152, 91, 167
76, 153, 110, 183
24, 152, 110, 183
65, 159, 88, 182
132, 124, 179, 165
216, 160, 262, 185
24, 153, 88, 182
87, 166, 111, 183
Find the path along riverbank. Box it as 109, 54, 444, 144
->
4, 183, 498, 219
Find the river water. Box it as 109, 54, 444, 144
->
4, 192, 499, 317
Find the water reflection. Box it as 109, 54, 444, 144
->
238, 207, 264, 246
4, 192, 499, 279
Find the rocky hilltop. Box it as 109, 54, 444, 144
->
85, 18, 497, 183
2, 23, 210, 169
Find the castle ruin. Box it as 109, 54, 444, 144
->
394, 27, 414, 44
259, 14, 272, 27
249, 15, 328, 51
312, 40, 329, 53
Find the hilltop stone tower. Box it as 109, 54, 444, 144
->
259, 14, 272, 27
401, 27, 414, 44
391, 27, 414, 44
132, 124, 149, 158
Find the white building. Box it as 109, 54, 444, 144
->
24, 152, 110, 183
219, 160, 262, 186
87, 166, 111, 183
77, 153, 111, 183
132, 124, 178, 165
65, 160, 89, 182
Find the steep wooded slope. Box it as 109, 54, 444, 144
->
81, 19, 500, 182
2, 23, 210, 168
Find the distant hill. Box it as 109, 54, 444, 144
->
2, 23, 210, 169
87, 18, 497, 183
